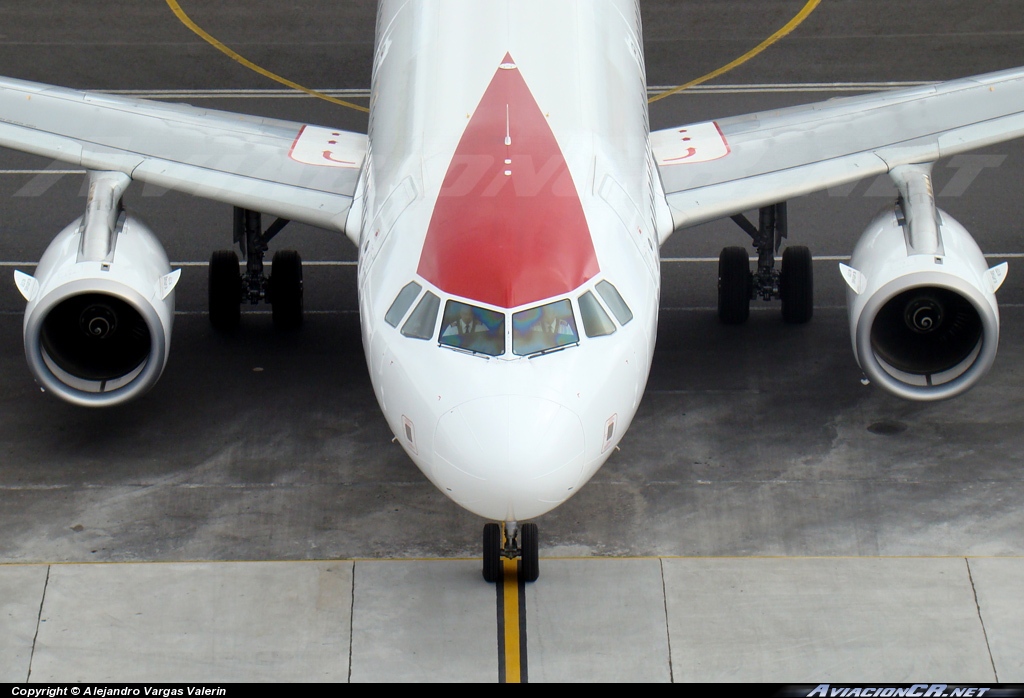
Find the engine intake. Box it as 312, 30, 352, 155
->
16, 177, 179, 407
41, 293, 153, 383
871, 287, 983, 376
841, 205, 1005, 400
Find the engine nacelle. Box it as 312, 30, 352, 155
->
16, 212, 180, 407
841, 206, 1006, 401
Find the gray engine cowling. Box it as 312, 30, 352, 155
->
15, 212, 180, 407
841, 206, 1006, 401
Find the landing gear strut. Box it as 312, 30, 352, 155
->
718, 202, 813, 324
482, 521, 539, 583
208, 207, 303, 330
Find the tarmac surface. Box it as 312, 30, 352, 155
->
2, 0, 1024, 683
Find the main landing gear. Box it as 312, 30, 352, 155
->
209, 207, 304, 331
483, 521, 539, 583
718, 202, 813, 325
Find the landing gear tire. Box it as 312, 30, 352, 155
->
269, 250, 303, 330
209, 250, 241, 331
718, 246, 751, 325
519, 523, 539, 583
482, 523, 502, 583
780, 245, 813, 324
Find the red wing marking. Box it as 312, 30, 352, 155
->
417, 53, 599, 309
289, 125, 359, 168
322, 150, 354, 165
657, 122, 731, 165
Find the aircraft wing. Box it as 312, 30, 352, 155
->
0, 76, 366, 236
653, 66, 1024, 242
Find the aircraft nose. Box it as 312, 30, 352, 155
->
432, 395, 585, 521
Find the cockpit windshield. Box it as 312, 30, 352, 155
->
439, 301, 505, 356
387, 279, 629, 359
401, 291, 440, 339
385, 281, 422, 328
512, 299, 579, 356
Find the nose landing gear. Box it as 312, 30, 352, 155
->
482, 521, 539, 583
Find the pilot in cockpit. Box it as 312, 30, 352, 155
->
535, 304, 574, 337
443, 305, 485, 338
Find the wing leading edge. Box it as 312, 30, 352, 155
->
653, 66, 1024, 241
0, 76, 367, 236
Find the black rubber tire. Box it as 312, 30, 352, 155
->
780, 245, 814, 324
270, 250, 303, 330
482, 523, 502, 583
519, 523, 539, 583
718, 246, 751, 324
208, 250, 241, 331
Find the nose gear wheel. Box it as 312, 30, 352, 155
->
482, 522, 540, 583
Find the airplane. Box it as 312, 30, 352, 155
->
1, 0, 1023, 583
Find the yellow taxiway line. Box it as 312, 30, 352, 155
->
164, 0, 370, 113
498, 558, 525, 682
649, 0, 822, 103
165, 0, 819, 114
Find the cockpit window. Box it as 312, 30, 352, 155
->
578, 291, 616, 338
385, 282, 422, 327
401, 291, 440, 340
512, 299, 579, 356
596, 280, 633, 325
439, 301, 505, 356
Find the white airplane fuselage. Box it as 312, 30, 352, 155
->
354, 0, 664, 522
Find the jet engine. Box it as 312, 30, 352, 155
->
840, 167, 1006, 401
14, 172, 180, 407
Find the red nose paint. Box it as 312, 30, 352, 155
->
417, 54, 599, 309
